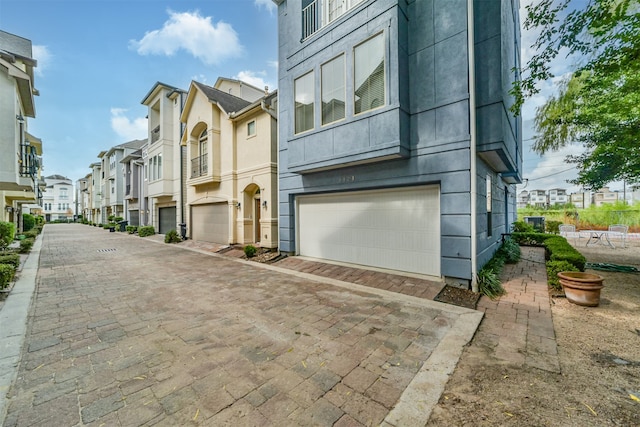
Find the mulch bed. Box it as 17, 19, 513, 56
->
434, 285, 482, 309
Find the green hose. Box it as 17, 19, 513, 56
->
585, 262, 640, 273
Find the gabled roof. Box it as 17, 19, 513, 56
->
193, 81, 252, 115
45, 174, 70, 180
140, 81, 186, 106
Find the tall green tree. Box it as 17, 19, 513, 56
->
512, 0, 640, 188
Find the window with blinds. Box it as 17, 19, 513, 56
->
354, 33, 385, 114
321, 54, 346, 125
295, 71, 315, 134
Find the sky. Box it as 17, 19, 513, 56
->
0, 0, 613, 194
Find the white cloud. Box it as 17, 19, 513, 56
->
110, 108, 147, 141
254, 0, 276, 14
129, 10, 243, 65
233, 70, 274, 92
32, 45, 52, 77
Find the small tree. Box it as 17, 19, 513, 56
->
0, 221, 15, 250
23, 213, 35, 232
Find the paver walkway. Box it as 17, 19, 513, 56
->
1, 225, 481, 426
474, 246, 560, 372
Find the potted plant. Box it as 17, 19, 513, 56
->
557, 271, 604, 307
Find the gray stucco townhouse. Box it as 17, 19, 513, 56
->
273, 0, 522, 290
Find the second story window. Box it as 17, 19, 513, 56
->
354, 33, 385, 114
295, 71, 315, 134
191, 128, 208, 178
321, 54, 345, 125
247, 120, 256, 137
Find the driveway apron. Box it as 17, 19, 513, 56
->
2, 224, 481, 426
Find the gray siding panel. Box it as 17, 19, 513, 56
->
275, 0, 521, 283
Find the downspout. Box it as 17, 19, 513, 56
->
468, 0, 478, 292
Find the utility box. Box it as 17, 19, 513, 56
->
524, 216, 546, 233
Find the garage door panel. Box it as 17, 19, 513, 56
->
298, 186, 440, 277
191, 203, 229, 244
159, 207, 176, 234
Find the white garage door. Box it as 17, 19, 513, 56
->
298, 186, 440, 277
191, 203, 229, 244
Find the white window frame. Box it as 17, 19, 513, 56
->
321, 54, 346, 126
247, 120, 256, 137
353, 32, 386, 115
294, 71, 315, 135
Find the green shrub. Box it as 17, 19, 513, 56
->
0, 254, 20, 269
22, 213, 35, 232
108, 215, 115, 222
546, 260, 580, 290
0, 221, 15, 250
0, 264, 15, 289
125, 225, 138, 234
18, 237, 34, 254
512, 220, 535, 233
114, 216, 123, 222
244, 245, 257, 258
497, 238, 521, 264
511, 232, 553, 246
545, 220, 563, 234
477, 268, 505, 299
23, 230, 38, 239
103, 223, 117, 230
544, 236, 586, 271
164, 229, 181, 243
138, 226, 155, 237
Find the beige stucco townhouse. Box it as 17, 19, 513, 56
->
180, 78, 278, 248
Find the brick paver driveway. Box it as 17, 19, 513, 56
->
3, 224, 480, 426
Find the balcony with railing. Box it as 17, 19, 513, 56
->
151, 125, 160, 143
302, 0, 365, 41
191, 154, 208, 178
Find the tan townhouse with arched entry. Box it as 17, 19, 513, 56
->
180, 77, 278, 249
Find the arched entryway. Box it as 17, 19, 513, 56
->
242, 184, 262, 245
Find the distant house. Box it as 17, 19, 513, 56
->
517, 190, 530, 209
180, 78, 278, 248
140, 82, 187, 234
98, 139, 147, 223
569, 190, 591, 209
528, 190, 547, 208
273, 0, 522, 288
548, 188, 568, 206
121, 147, 145, 227
593, 187, 620, 207
41, 175, 73, 221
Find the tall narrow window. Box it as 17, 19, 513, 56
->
247, 120, 256, 136
294, 71, 315, 134
157, 153, 162, 180
354, 33, 385, 114
486, 175, 493, 237
322, 54, 346, 125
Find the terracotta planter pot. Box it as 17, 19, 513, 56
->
557, 271, 604, 307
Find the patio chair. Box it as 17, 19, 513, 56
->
559, 224, 578, 245
608, 224, 629, 248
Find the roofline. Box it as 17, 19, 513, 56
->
140, 81, 185, 105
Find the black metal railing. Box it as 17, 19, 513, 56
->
151, 125, 160, 143
191, 154, 208, 178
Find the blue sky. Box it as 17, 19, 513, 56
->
1, 0, 606, 194
0, 0, 279, 182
